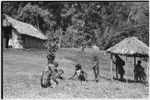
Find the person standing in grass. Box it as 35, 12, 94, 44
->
134, 60, 146, 82
92, 55, 99, 82
113, 54, 125, 81
46, 39, 59, 64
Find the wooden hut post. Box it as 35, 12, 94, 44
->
147, 59, 149, 82
110, 54, 113, 81
134, 57, 136, 82
134, 57, 136, 66
125, 56, 128, 83
97, 56, 100, 82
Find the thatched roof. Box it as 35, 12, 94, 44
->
106, 37, 149, 57
3, 14, 47, 40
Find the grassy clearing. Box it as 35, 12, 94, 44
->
3, 48, 149, 98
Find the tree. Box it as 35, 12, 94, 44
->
14, 3, 54, 33
2, 1, 149, 49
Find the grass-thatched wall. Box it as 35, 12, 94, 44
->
22, 34, 46, 49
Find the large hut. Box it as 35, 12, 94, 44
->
106, 37, 149, 82
2, 14, 47, 49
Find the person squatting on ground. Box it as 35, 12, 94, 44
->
50, 62, 64, 84
69, 64, 87, 81
134, 60, 146, 82
41, 66, 52, 88
92, 55, 99, 82
41, 62, 64, 88
113, 54, 125, 81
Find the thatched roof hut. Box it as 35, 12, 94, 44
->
3, 14, 47, 49
3, 14, 47, 40
106, 37, 149, 57
106, 37, 149, 82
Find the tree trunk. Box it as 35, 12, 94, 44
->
36, 15, 40, 30
72, 35, 74, 48
5, 38, 9, 48
125, 56, 128, 83
128, 11, 133, 22
110, 54, 113, 81
96, 56, 100, 82
134, 57, 136, 82
58, 36, 61, 49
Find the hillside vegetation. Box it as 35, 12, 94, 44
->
2, 1, 149, 49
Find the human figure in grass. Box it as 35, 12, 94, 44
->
46, 38, 59, 64
41, 62, 64, 88
92, 55, 99, 82
41, 38, 63, 88
50, 62, 64, 83
134, 60, 146, 82
113, 54, 125, 81
69, 64, 87, 81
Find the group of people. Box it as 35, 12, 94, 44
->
41, 40, 63, 88
112, 54, 146, 82
40, 40, 146, 88
40, 41, 99, 88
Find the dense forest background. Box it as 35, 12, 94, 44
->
2, 1, 149, 49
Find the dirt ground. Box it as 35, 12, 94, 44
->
3, 48, 149, 99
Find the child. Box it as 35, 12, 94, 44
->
51, 69, 64, 84
41, 67, 52, 88
41, 62, 64, 88
51, 62, 64, 82
69, 64, 87, 81
47, 62, 57, 72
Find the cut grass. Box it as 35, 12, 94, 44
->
3, 48, 149, 98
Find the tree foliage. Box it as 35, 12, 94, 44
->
2, 1, 149, 49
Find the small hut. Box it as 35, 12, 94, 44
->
3, 14, 47, 49
106, 37, 149, 82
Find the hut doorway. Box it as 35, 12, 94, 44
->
3, 25, 13, 48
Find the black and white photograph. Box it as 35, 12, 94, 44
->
1, 0, 149, 99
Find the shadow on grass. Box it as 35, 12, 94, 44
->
99, 75, 111, 81
85, 75, 111, 82
127, 79, 149, 86
113, 77, 149, 85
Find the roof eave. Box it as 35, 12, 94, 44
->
106, 51, 149, 57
